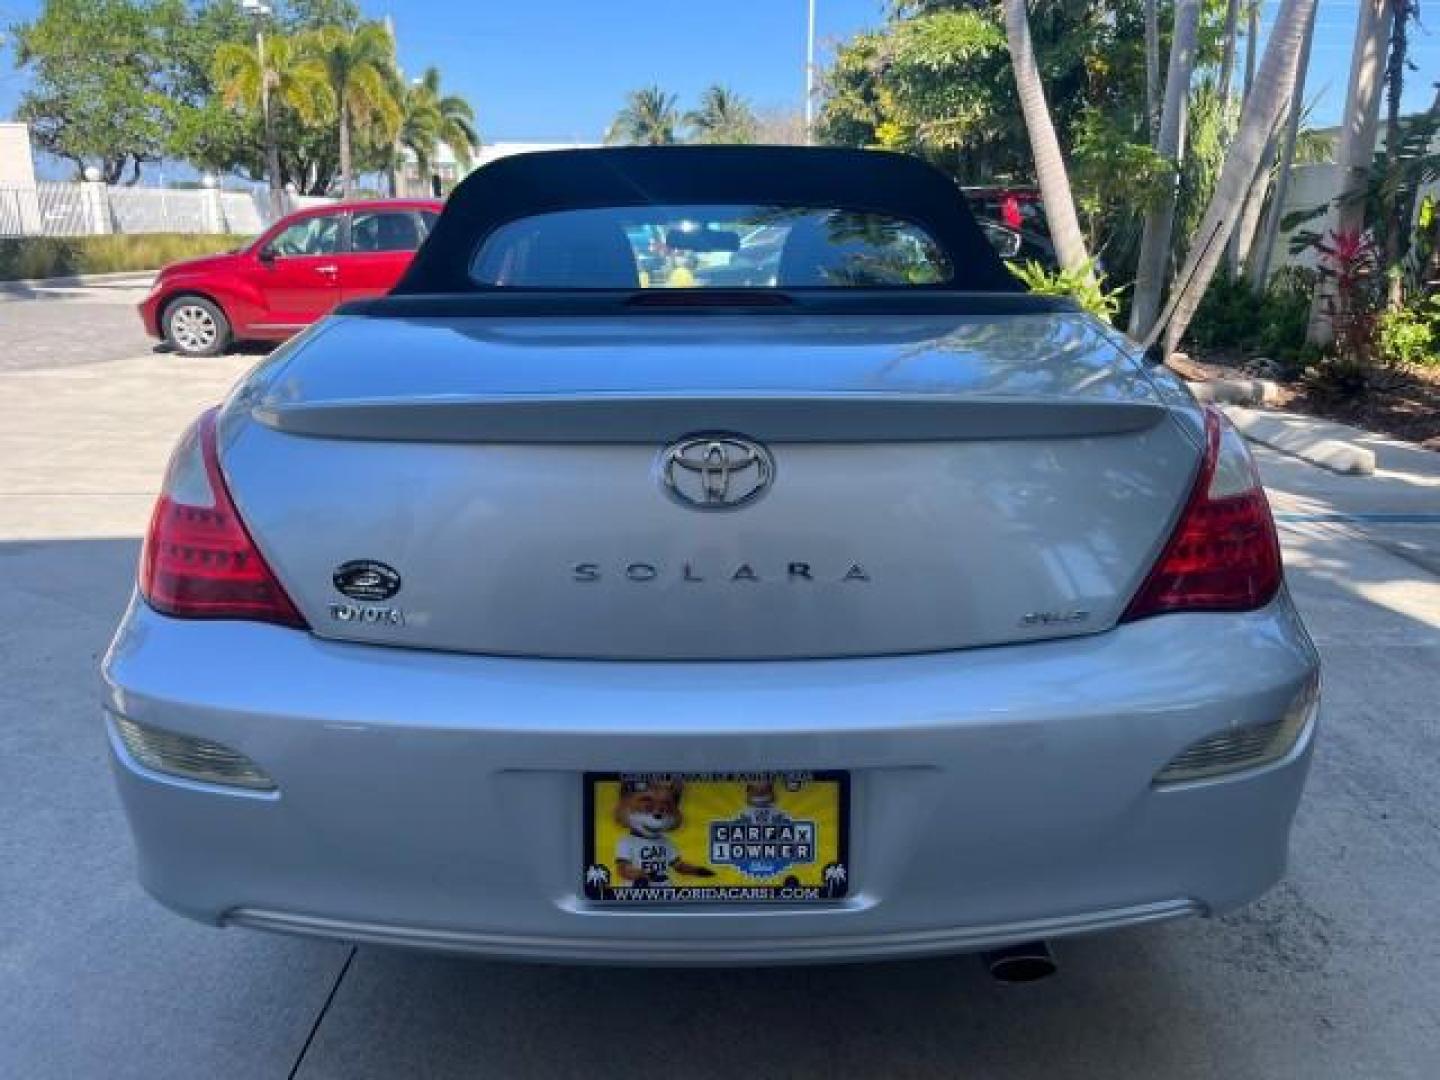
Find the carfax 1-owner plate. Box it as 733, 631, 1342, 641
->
583, 772, 850, 904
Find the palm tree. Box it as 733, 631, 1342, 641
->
297, 21, 403, 197
1001, 0, 1090, 274
606, 86, 682, 146
213, 34, 331, 211
1129, 0, 1202, 339
392, 82, 438, 196
1158, 0, 1321, 358
416, 67, 479, 170
685, 85, 758, 144
393, 67, 479, 195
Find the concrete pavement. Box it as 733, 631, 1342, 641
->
1, 343, 1438, 1078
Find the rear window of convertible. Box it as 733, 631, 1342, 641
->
469, 205, 954, 289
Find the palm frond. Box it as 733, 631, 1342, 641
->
685, 84, 758, 144
608, 85, 681, 145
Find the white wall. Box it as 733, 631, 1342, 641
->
1256, 163, 1343, 280
0, 123, 43, 235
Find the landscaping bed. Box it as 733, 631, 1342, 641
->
0, 234, 251, 281
1187, 351, 1440, 451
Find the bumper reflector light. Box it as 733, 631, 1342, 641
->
1155, 673, 1319, 784
112, 715, 276, 791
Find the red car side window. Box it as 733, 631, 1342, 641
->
267, 215, 342, 257
351, 211, 424, 253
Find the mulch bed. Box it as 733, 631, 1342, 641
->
1184, 352, 1440, 452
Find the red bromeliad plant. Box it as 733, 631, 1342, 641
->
1313, 228, 1382, 364
1290, 227, 1388, 400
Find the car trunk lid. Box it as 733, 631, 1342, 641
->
220, 310, 1200, 659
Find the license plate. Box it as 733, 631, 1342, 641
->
582, 771, 850, 904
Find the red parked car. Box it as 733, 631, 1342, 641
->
140, 199, 444, 356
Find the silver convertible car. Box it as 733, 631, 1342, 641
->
103, 147, 1319, 974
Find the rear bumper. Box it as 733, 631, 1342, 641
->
223, 898, 1204, 964
137, 294, 163, 339
102, 594, 1319, 965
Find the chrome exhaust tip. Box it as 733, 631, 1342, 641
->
982, 940, 1057, 984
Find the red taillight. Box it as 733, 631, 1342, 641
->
1121, 406, 1282, 621
140, 409, 306, 628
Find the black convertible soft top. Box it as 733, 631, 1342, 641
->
394, 145, 1023, 295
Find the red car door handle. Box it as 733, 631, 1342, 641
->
315, 264, 339, 277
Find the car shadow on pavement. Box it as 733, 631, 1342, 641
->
1, 536, 353, 1080
285, 924, 1299, 1080
0, 281, 73, 301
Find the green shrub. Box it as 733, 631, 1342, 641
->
1187, 268, 1315, 376
1187, 271, 1258, 351
1008, 259, 1123, 324
1255, 269, 1316, 370
0, 233, 252, 281
1375, 296, 1439, 367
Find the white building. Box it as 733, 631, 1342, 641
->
397, 140, 598, 197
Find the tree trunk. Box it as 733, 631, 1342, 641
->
1244, 2, 1259, 97
1335, 0, 1396, 239
1219, 0, 1242, 102
1251, 0, 1319, 289
1381, 2, 1410, 308
1227, 0, 1264, 274
1002, 0, 1091, 275
257, 30, 283, 221
1232, 123, 1282, 274
338, 106, 354, 199
1129, 0, 1202, 340
1157, 0, 1320, 358
263, 94, 283, 220
1307, 0, 1394, 343
1144, 0, 1161, 145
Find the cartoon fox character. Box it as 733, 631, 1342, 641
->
613, 779, 716, 887
743, 779, 778, 819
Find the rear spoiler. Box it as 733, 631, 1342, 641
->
335, 289, 1083, 321
254, 393, 1167, 444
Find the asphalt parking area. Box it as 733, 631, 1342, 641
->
2, 300, 1438, 1078
0, 275, 161, 372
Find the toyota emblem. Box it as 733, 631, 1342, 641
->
659, 435, 775, 510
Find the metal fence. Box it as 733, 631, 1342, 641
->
0, 182, 300, 238
0, 183, 83, 236
106, 185, 210, 234
219, 191, 269, 234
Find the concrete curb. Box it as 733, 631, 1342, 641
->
1222, 405, 1377, 476
0, 270, 156, 290
1185, 377, 1283, 407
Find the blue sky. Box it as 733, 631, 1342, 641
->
0, 1, 1435, 150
